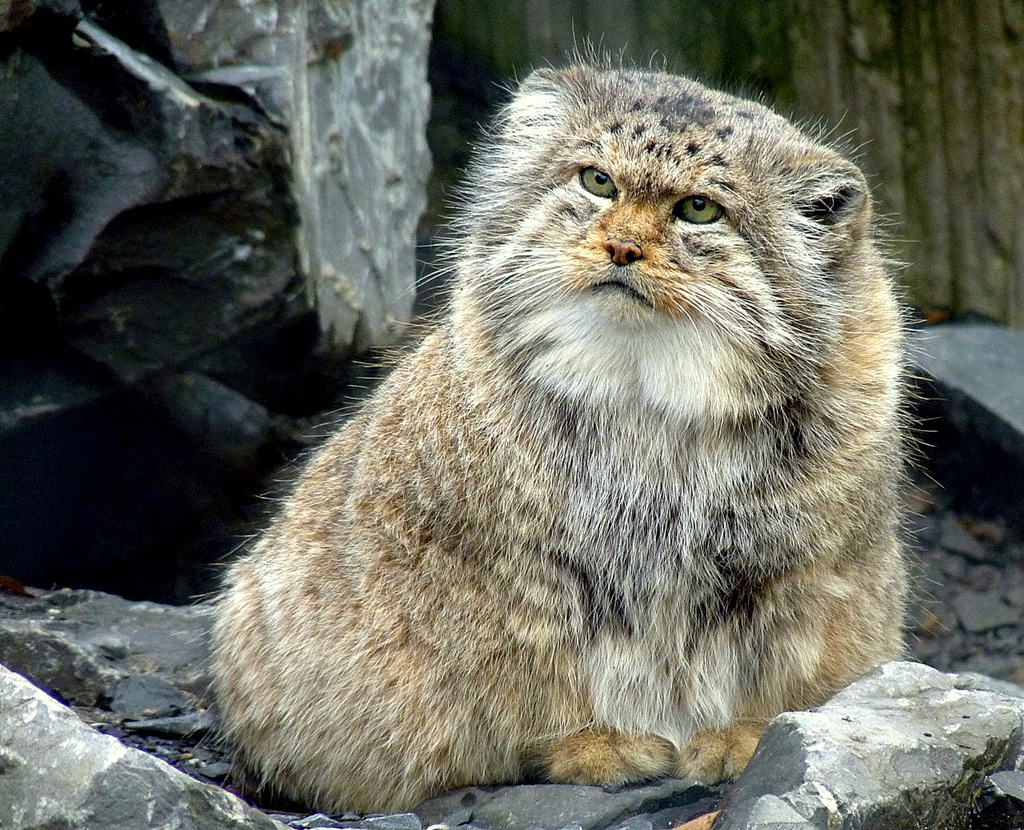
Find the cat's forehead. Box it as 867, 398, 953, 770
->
576, 68, 780, 132
551, 68, 798, 184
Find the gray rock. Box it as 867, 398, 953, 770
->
415, 779, 718, 830
0, 664, 285, 830
978, 770, 1024, 826
989, 770, 1024, 801
2, 17, 297, 376
716, 661, 1024, 829
364, 814, 423, 830
956, 672, 1024, 700
1, 0, 436, 601
153, 371, 279, 473
610, 818, 653, 830
736, 796, 810, 828
911, 324, 1024, 530
950, 589, 1020, 633
123, 709, 217, 737
0, 588, 211, 707
440, 808, 475, 826
290, 814, 350, 829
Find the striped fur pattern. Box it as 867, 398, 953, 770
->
211, 64, 908, 814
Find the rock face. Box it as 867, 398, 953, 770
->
159, 0, 435, 352
0, 664, 284, 830
0, 0, 434, 600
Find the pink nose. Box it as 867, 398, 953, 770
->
603, 238, 643, 266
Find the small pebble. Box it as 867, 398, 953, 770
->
961, 516, 1007, 548
123, 709, 214, 737
197, 760, 232, 780
939, 515, 992, 563
290, 814, 347, 829
363, 813, 423, 830
440, 808, 473, 826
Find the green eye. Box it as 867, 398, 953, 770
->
580, 167, 618, 198
674, 195, 723, 224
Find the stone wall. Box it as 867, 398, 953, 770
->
0, 0, 434, 600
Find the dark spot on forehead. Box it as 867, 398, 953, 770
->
632, 124, 647, 137
645, 141, 672, 159
657, 91, 716, 124
608, 121, 624, 134
716, 125, 734, 139
630, 100, 644, 112
686, 141, 701, 156
737, 109, 757, 121
709, 153, 729, 168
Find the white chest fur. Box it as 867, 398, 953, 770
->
519, 297, 754, 423
583, 609, 743, 747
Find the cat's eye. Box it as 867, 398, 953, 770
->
674, 195, 723, 224
580, 167, 618, 198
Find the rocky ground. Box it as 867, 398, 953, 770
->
906, 478, 1024, 685
3, 469, 1024, 829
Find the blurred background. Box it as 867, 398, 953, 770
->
1, 0, 1022, 603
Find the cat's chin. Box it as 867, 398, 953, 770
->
589, 279, 654, 309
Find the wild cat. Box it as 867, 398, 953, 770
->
211, 63, 907, 813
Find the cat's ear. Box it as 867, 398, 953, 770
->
503, 69, 573, 135
790, 157, 868, 230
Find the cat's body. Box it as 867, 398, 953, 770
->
212, 64, 907, 814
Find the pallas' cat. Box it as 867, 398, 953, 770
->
212, 63, 907, 814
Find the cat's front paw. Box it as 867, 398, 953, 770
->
540, 728, 675, 787
674, 722, 764, 783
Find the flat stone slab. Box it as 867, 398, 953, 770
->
414, 779, 720, 830
0, 588, 211, 708
911, 323, 1024, 459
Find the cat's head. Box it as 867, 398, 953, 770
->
451, 64, 892, 422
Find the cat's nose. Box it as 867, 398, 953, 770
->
603, 238, 643, 266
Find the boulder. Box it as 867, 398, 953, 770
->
910, 323, 1024, 531
0, 663, 285, 830
716, 662, 1024, 829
